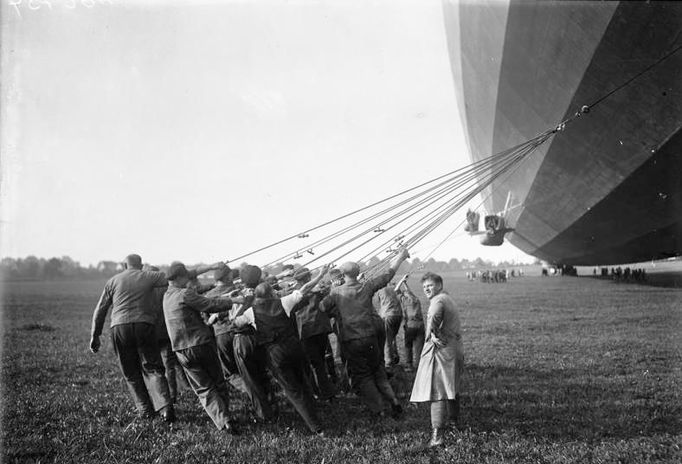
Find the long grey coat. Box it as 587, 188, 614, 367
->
410, 291, 464, 402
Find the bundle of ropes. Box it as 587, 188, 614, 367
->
227, 126, 556, 279
227, 40, 682, 280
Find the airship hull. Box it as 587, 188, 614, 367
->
443, 0, 682, 265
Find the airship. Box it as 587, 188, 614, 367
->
443, 0, 681, 265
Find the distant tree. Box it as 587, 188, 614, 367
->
474, 257, 487, 268
96, 260, 119, 277
448, 258, 462, 270
19, 256, 41, 279
424, 258, 438, 271
0, 258, 18, 279
60, 256, 82, 278
44, 257, 63, 279
1, 255, 132, 281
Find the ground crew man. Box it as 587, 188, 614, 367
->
89, 254, 174, 421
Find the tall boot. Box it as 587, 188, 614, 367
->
159, 404, 176, 423
447, 394, 461, 429
428, 427, 444, 447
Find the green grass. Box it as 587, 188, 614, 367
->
2, 276, 681, 463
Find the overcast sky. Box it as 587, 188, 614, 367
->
1, 0, 533, 267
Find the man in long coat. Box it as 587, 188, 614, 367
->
409, 271, 464, 447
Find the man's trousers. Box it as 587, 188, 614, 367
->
233, 333, 273, 421
403, 326, 425, 369
383, 315, 402, 367
158, 338, 189, 403
301, 333, 336, 400
111, 322, 171, 416
264, 335, 320, 432
176, 342, 232, 430
342, 335, 398, 414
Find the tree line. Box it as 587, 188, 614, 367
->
0, 255, 532, 281
0, 256, 123, 281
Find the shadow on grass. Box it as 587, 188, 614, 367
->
287, 362, 682, 442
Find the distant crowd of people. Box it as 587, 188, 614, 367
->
538, 265, 649, 281
595, 266, 648, 282
541, 265, 577, 276
89, 249, 464, 447
466, 269, 524, 283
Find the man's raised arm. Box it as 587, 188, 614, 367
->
298, 264, 331, 294
388, 248, 410, 274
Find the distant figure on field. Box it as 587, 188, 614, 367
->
410, 272, 464, 448
89, 254, 174, 422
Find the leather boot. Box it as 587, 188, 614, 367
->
159, 405, 176, 423
448, 395, 460, 430
224, 420, 240, 435
391, 402, 403, 418
428, 427, 444, 447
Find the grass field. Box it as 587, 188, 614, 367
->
2, 274, 681, 463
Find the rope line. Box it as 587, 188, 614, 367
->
361, 131, 555, 278
301, 136, 542, 269
227, 142, 535, 264
261, 136, 541, 267
361, 146, 539, 277
587, 42, 682, 110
